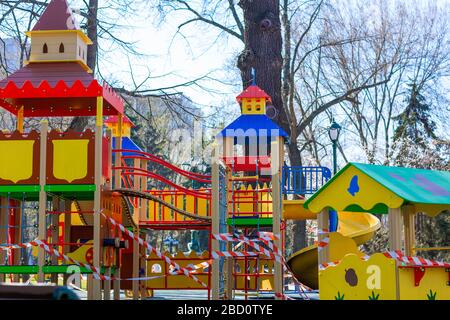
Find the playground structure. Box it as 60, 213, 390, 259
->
0, 0, 449, 301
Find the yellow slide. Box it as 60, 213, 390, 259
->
285, 204, 380, 289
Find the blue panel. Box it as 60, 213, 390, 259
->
218, 115, 289, 138
112, 137, 143, 156
329, 210, 338, 232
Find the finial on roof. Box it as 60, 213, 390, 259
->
251, 68, 256, 86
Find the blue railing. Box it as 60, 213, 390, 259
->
282, 166, 332, 195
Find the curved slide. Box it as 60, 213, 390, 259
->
286, 208, 380, 289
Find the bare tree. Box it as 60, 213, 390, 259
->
318, 0, 450, 165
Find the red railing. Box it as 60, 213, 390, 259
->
114, 167, 211, 199
112, 150, 212, 225
113, 149, 211, 183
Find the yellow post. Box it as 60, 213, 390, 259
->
271, 138, 283, 300
113, 115, 123, 300
211, 145, 220, 300
106, 128, 113, 190
388, 207, 403, 252
92, 96, 103, 300
402, 206, 415, 256
38, 120, 48, 283
17, 106, 24, 134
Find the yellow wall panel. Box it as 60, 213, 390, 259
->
52, 139, 89, 183
319, 253, 398, 300
398, 267, 450, 300
0, 140, 34, 183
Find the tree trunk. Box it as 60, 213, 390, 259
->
238, 0, 308, 251
68, 0, 98, 132
237, 0, 290, 136
86, 0, 98, 72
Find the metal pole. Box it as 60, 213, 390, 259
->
332, 141, 337, 175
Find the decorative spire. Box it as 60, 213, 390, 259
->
32, 0, 79, 31
26, 0, 93, 72
251, 67, 256, 86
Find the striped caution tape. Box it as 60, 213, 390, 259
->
214, 233, 279, 243
319, 251, 450, 270
316, 228, 331, 252
317, 237, 329, 252
185, 260, 211, 272
101, 212, 208, 288
257, 232, 280, 241
318, 260, 339, 271
212, 234, 283, 262
259, 238, 283, 257
0, 242, 38, 250
169, 260, 212, 275
212, 251, 260, 259
319, 254, 372, 270
383, 250, 450, 268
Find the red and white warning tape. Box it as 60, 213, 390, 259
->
211, 251, 259, 259
212, 234, 283, 262
319, 250, 450, 270
319, 261, 339, 271
184, 260, 211, 272
101, 212, 209, 288
257, 232, 280, 241
317, 237, 329, 252
0, 242, 38, 250
260, 238, 283, 257
384, 250, 450, 268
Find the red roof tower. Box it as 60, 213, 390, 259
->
0, 0, 124, 118
32, 0, 79, 31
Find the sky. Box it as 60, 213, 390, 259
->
92, 1, 244, 116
